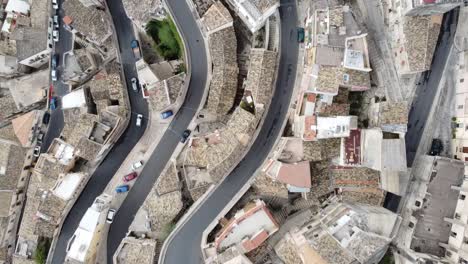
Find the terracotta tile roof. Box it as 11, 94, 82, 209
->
276, 161, 312, 188
241, 230, 269, 252
304, 115, 317, 141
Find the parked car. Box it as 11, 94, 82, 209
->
160, 110, 173, 119
132, 160, 143, 171
136, 114, 143, 127
50, 97, 57, 110
130, 40, 141, 59
53, 15, 59, 29
52, 0, 58, 9
123, 172, 138, 182
51, 69, 58, 81
52, 30, 59, 42
180, 129, 191, 143
115, 185, 129, 193
297, 27, 305, 43
106, 209, 116, 223
131, 77, 139, 92
42, 112, 50, 124
37, 132, 44, 144
33, 146, 41, 157
51, 54, 59, 69
429, 139, 443, 156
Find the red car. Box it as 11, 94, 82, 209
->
123, 172, 137, 182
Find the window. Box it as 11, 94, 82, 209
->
461, 78, 465, 83
459, 105, 464, 110
408, 222, 414, 228
464, 237, 468, 244
455, 213, 461, 219
451, 231, 458, 238
415, 201, 421, 207
447, 251, 452, 257
460, 194, 466, 200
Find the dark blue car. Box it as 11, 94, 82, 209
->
160, 110, 173, 119
50, 97, 57, 110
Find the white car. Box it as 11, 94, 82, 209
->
132, 160, 143, 171
53, 15, 59, 29
131, 77, 139, 92
52, 0, 58, 9
33, 146, 41, 157
52, 30, 59, 42
51, 69, 57, 81
106, 209, 116, 224
136, 114, 143, 127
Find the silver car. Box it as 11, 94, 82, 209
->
131, 77, 139, 92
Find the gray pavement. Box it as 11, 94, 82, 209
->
49, 0, 151, 262
405, 9, 459, 166
162, 0, 299, 263
105, 0, 208, 262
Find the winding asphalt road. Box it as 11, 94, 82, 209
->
105, 0, 208, 261
50, 0, 152, 262
162, 1, 299, 263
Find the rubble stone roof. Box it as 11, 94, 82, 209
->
10, 27, 48, 61
61, 113, 98, 146
340, 188, 384, 206
122, 0, 164, 26
0, 142, 24, 190
148, 73, 185, 112
245, 49, 277, 106
312, 233, 355, 264
115, 237, 156, 264
155, 162, 180, 195
378, 101, 408, 125
315, 66, 342, 95
0, 89, 19, 120
63, 0, 112, 44
74, 137, 102, 161
330, 166, 380, 188
30, 0, 50, 29
142, 190, 183, 234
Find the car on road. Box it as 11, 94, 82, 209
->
51, 69, 58, 81
136, 114, 143, 127
131, 40, 141, 59
297, 27, 304, 43
106, 209, 116, 223
132, 160, 143, 171
131, 77, 139, 92
161, 110, 173, 119
37, 132, 44, 144
181, 129, 191, 143
33, 146, 41, 157
52, 0, 58, 9
115, 185, 129, 193
42, 112, 50, 124
52, 30, 59, 42
53, 15, 59, 29
429, 139, 443, 156
123, 172, 138, 182
51, 54, 59, 69
50, 97, 57, 110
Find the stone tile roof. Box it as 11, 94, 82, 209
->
378, 101, 408, 125
312, 233, 355, 264
61, 113, 98, 146
74, 137, 102, 161
340, 188, 384, 206
315, 66, 342, 95
329, 7, 344, 27
330, 166, 380, 188
142, 190, 183, 234
30, 0, 50, 29
342, 69, 370, 91
10, 27, 48, 61
252, 172, 288, 198
206, 26, 238, 116
74, 48, 94, 71
205, 65, 238, 115
122, 0, 164, 26
0, 142, 24, 190
209, 27, 237, 66
0, 192, 13, 217
34, 154, 69, 181
147, 73, 185, 112
317, 102, 350, 116
37, 194, 66, 224
403, 15, 441, 72
202, 1, 233, 33
0, 89, 19, 120
155, 161, 180, 195
245, 49, 277, 106
115, 237, 157, 264
303, 141, 323, 162
63, 0, 112, 45
275, 237, 302, 264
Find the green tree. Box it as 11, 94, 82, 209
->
145, 18, 183, 60
34, 238, 51, 264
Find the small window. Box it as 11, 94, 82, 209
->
464, 237, 468, 244
461, 79, 465, 83
460, 194, 466, 200
415, 201, 421, 207
447, 251, 452, 257
459, 105, 464, 109
408, 222, 414, 228
451, 231, 458, 238
455, 213, 461, 219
